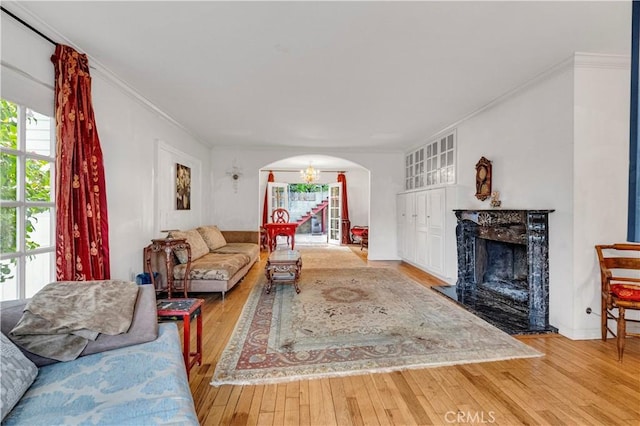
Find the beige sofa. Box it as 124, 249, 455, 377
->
149, 226, 260, 298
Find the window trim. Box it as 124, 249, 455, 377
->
1, 101, 56, 300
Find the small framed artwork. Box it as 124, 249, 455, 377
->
475, 157, 492, 201
176, 163, 191, 210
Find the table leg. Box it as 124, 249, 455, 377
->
294, 258, 302, 293
144, 246, 155, 289
196, 308, 202, 366
265, 263, 273, 294
182, 313, 190, 377
291, 234, 295, 250
164, 247, 174, 299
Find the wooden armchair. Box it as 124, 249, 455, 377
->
595, 243, 640, 361
272, 208, 290, 224
265, 208, 296, 251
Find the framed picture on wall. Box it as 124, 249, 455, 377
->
176, 163, 191, 210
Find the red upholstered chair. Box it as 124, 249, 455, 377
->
595, 243, 640, 361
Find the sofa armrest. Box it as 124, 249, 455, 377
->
221, 230, 259, 245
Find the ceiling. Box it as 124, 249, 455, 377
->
5, 1, 632, 155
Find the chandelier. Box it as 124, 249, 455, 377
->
300, 164, 320, 183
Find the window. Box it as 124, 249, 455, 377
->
1, 99, 55, 301
405, 130, 456, 190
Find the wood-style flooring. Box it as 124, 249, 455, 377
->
177, 246, 640, 426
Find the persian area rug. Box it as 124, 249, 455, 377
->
211, 267, 542, 386
297, 245, 365, 269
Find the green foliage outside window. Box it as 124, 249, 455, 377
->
1, 99, 52, 282
289, 183, 328, 193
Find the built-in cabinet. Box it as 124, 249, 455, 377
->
405, 147, 425, 190
397, 188, 445, 276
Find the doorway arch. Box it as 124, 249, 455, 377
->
258, 154, 370, 247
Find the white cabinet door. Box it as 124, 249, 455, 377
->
414, 190, 429, 268
396, 194, 408, 259
396, 188, 446, 277
396, 192, 416, 262
404, 192, 416, 262
427, 188, 445, 274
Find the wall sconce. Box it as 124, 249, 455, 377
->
226, 166, 243, 193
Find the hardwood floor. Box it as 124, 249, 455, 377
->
179, 246, 640, 425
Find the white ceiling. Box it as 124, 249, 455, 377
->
6, 1, 632, 155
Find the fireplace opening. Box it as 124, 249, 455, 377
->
475, 239, 528, 304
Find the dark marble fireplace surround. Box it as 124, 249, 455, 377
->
435, 209, 557, 335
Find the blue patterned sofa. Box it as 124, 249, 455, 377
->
0, 283, 198, 425
2, 322, 198, 425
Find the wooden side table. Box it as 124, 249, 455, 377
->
265, 249, 302, 294
156, 298, 204, 379
144, 238, 191, 299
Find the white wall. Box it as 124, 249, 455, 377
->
92, 75, 212, 281
571, 54, 631, 338
209, 147, 402, 260
429, 53, 630, 339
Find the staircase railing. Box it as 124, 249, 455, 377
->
295, 199, 328, 227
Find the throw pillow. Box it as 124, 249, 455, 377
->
197, 225, 227, 251
168, 229, 209, 263
0, 333, 37, 420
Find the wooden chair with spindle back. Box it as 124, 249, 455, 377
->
595, 243, 640, 361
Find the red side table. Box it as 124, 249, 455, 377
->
156, 298, 204, 378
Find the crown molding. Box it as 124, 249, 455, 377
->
574, 52, 631, 70
409, 52, 631, 153
4, 1, 210, 149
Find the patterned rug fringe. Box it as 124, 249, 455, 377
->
211, 352, 542, 386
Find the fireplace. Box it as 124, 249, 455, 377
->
436, 209, 557, 334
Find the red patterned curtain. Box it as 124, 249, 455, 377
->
52, 45, 110, 281
337, 172, 350, 221
262, 171, 275, 226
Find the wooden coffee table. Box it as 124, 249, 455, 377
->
265, 249, 302, 294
